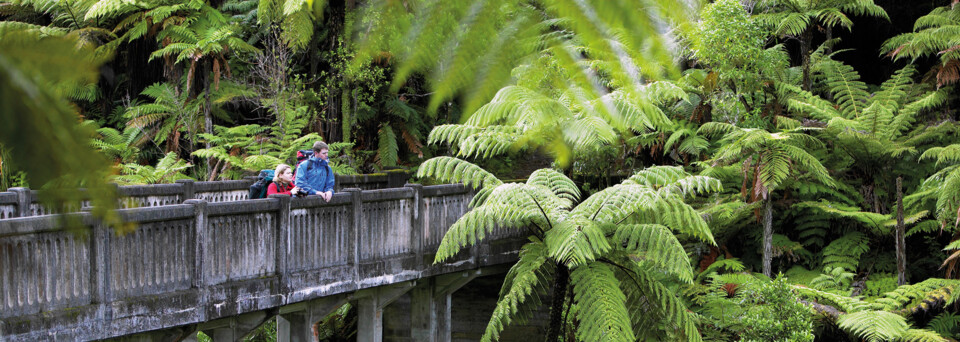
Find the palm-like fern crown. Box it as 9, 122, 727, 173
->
755, 0, 888, 37
90, 124, 148, 164
882, 4, 960, 88
418, 156, 719, 341
427, 82, 680, 167
125, 82, 200, 145
784, 54, 952, 167
699, 122, 834, 194
148, 4, 259, 90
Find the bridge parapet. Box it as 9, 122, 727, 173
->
0, 171, 411, 218
0, 183, 524, 341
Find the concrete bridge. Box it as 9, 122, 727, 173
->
0, 179, 526, 341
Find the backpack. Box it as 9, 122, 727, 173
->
293, 149, 314, 178
248, 169, 275, 199
296, 150, 314, 165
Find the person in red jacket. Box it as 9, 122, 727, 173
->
267, 164, 301, 196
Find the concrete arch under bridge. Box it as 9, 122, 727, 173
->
0, 184, 531, 341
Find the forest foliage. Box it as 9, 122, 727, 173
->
3, 0, 960, 340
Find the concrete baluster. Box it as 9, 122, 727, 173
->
344, 188, 362, 286
185, 198, 208, 321
270, 194, 291, 292
9, 187, 31, 217
405, 184, 425, 269
91, 221, 112, 308
176, 179, 196, 202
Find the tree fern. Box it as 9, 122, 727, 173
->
882, 4, 960, 88
701, 122, 834, 276
755, 0, 887, 90
420, 157, 716, 340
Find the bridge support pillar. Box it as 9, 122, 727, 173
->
277, 295, 351, 342
409, 270, 481, 342
356, 281, 415, 342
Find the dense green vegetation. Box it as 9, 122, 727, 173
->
3, 0, 960, 340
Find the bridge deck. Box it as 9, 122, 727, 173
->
0, 184, 523, 341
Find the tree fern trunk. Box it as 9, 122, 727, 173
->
896, 176, 907, 285
801, 27, 813, 92
763, 197, 773, 277
546, 263, 569, 342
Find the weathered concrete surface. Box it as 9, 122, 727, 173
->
0, 184, 525, 341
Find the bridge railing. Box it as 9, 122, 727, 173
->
0, 171, 410, 218
0, 183, 525, 341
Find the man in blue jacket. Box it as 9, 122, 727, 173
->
295, 141, 336, 202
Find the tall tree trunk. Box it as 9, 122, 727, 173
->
896, 176, 907, 285
202, 60, 214, 179
801, 27, 813, 92
316, 0, 347, 142
546, 263, 570, 342
763, 197, 773, 277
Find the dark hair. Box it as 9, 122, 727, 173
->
312, 141, 329, 153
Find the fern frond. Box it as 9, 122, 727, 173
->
794, 285, 873, 313
874, 278, 960, 314
457, 130, 520, 159
819, 231, 870, 271
481, 241, 553, 342
621, 261, 702, 341
820, 58, 869, 118
545, 217, 611, 267
377, 124, 399, 167
570, 263, 636, 342
926, 311, 960, 338
624, 165, 722, 197
838, 310, 909, 342
526, 168, 579, 206
572, 184, 675, 229
416, 156, 503, 191
614, 224, 693, 283
900, 328, 949, 342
